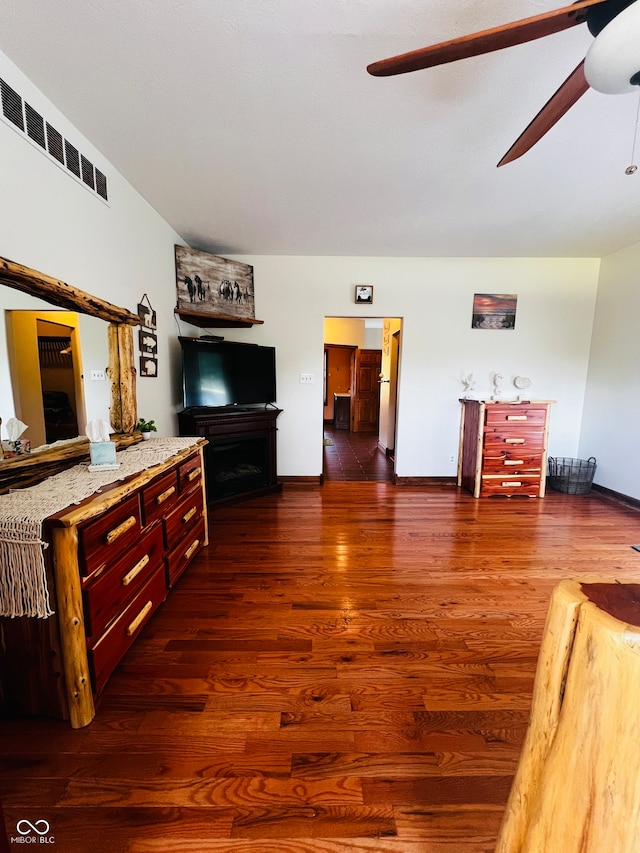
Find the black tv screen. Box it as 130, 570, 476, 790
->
180, 337, 276, 408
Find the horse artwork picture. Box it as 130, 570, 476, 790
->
174, 246, 255, 321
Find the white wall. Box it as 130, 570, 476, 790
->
580, 240, 640, 499
225, 255, 600, 478
0, 50, 184, 438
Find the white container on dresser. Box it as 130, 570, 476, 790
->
458, 399, 553, 498
0, 440, 207, 728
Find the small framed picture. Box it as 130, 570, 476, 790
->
138, 328, 158, 356
355, 285, 373, 304
139, 356, 158, 377
138, 301, 157, 329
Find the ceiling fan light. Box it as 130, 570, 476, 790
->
584, 1, 640, 94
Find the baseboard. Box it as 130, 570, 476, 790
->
394, 476, 457, 486
591, 483, 640, 511
279, 475, 323, 487
279, 475, 463, 488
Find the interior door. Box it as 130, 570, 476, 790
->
323, 345, 355, 421
352, 348, 382, 433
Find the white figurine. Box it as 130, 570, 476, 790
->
492, 373, 504, 400
461, 373, 476, 397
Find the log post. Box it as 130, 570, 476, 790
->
108, 323, 137, 434
497, 578, 640, 852
117, 323, 137, 433
49, 526, 95, 728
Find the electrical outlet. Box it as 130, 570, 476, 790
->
450, 455, 455, 463
90, 370, 106, 381
299, 373, 314, 384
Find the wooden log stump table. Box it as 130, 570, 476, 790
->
497, 578, 640, 852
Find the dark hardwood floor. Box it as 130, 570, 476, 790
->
323, 425, 394, 482
2, 482, 640, 851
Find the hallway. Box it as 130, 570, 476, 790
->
323, 423, 394, 482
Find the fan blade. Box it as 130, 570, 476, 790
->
497, 61, 590, 166
367, 0, 606, 77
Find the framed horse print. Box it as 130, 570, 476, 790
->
175, 246, 255, 321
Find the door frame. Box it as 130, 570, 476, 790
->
323, 316, 402, 480
6, 310, 87, 448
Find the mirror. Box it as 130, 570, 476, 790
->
2, 307, 110, 447
0, 256, 139, 491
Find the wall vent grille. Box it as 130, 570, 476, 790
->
46, 123, 64, 164
1, 79, 24, 130
0, 75, 108, 203
25, 103, 46, 149
64, 139, 80, 178
81, 153, 95, 190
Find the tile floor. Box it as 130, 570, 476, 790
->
323, 423, 394, 482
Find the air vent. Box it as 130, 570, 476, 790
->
0, 75, 108, 203
81, 154, 95, 189
1, 79, 24, 130
25, 103, 46, 148
46, 122, 64, 164
64, 140, 80, 178
95, 168, 107, 200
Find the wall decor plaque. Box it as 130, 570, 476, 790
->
175, 246, 255, 321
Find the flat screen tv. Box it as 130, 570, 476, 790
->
179, 336, 276, 409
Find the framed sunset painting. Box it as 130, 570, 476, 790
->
471, 293, 517, 329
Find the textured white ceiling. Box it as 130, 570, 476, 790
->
1, 0, 639, 258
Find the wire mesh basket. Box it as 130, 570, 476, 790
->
548, 456, 596, 495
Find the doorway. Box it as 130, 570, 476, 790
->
323, 317, 402, 482
6, 310, 86, 448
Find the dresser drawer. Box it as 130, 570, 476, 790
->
164, 488, 204, 549
141, 469, 179, 527
481, 474, 542, 497
484, 405, 548, 428
89, 565, 166, 694
483, 429, 545, 450
166, 517, 206, 587
83, 523, 165, 641
178, 453, 203, 494
481, 452, 543, 474
79, 493, 142, 577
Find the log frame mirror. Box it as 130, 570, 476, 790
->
0, 256, 140, 491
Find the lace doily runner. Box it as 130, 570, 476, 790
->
0, 437, 200, 618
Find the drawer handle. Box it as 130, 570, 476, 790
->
507, 415, 527, 421
121, 554, 150, 586
184, 539, 200, 560
503, 460, 524, 466
187, 467, 202, 482
504, 438, 525, 444
182, 506, 197, 524
105, 515, 137, 545
126, 600, 153, 636
156, 485, 176, 505
502, 481, 522, 487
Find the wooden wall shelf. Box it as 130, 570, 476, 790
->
174, 308, 264, 329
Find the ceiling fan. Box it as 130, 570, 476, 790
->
367, 0, 640, 166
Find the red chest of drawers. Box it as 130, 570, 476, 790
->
458, 400, 553, 498
0, 441, 208, 728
